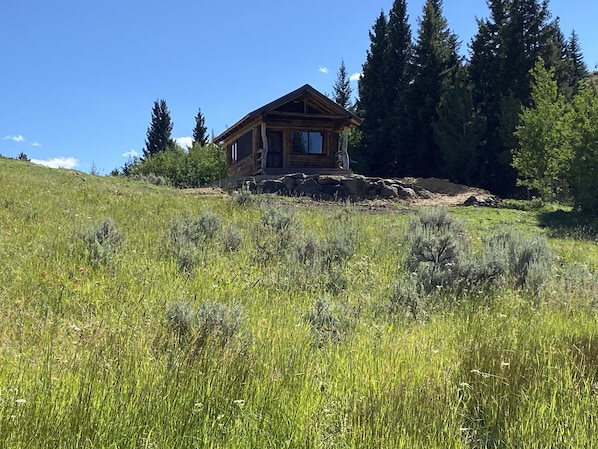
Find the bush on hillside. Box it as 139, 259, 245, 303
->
81, 218, 123, 266
389, 208, 553, 318
167, 209, 222, 271
165, 300, 248, 357
129, 143, 226, 188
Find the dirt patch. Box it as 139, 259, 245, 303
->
399, 177, 494, 206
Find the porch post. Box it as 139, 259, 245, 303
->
340, 127, 350, 170
260, 122, 268, 175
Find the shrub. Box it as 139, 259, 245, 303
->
405, 207, 467, 292
388, 275, 426, 320
254, 204, 298, 264
132, 173, 169, 186
305, 296, 346, 346
167, 209, 222, 271
81, 218, 123, 266
165, 300, 247, 355
480, 228, 551, 291
220, 225, 243, 253
390, 209, 553, 318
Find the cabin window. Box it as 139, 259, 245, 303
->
229, 130, 253, 162
292, 131, 323, 154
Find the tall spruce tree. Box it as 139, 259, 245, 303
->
562, 30, 589, 99
332, 59, 353, 110
468, 0, 565, 195
408, 0, 461, 177
193, 107, 209, 146
433, 76, 486, 185
358, 2, 413, 177
358, 11, 391, 176
143, 99, 175, 159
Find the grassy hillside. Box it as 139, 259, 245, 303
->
1, 157, 598, 448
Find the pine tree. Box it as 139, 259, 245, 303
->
143, 99, 175, 159
408, 0, 461, 177
433, 77, 486, 185
332, 59, 353, 110
384, 0, 413, 176
358, 2, 413, 177
358, 11, 391, 176
468, 0, 565, 195
562, 30, 589, 99
193, 108, 209, 146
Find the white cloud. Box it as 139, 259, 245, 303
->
122, 149, 139, 159
319, 66, 329, 74
175, 136, 193, 149
30, 157, 78, 169
3, 135, 25, 143
349, 72, 362, 82
31, 141, 41, 147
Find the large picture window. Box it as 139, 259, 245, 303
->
292, 131, 323, 154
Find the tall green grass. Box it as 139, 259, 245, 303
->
1, 157, 598, 448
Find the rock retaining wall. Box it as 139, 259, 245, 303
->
222, 173, 500, 206
228, 173, 431, 201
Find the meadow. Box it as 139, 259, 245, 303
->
1, 157, 598, 448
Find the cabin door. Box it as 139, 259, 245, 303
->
266, 131, 283, 168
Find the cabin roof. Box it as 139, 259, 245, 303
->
214, 84, 361, 143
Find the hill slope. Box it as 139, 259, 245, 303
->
1, 157, 598, 448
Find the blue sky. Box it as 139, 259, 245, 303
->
2, 0, 596, 174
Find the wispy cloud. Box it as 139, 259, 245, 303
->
122, 149, 139, 159
349, 72, 362, 82
31, 141, 41, 147
3, 135, 25, 143
31, 157, 78, 169
318, 66, 329, 74
175, 136, 193, 149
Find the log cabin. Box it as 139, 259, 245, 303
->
214, 84, 361, 177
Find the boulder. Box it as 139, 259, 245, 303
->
341, 176, 369, 198
316, 176, 341, 186
282, 175, 296, 192
379, 184, 399, 199
294, 178, 321, 197
259, 179, 284, 194
398, 186, 417, 200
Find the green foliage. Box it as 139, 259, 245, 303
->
406, 207, 467, 292
480, 228, 551, 291
434, 81, 486, 185
358, 3, 412, 177
513, 58, 573, 200
192, 107, 209, 146
569, 83, 598, 214
407, 0, 462, 178
186, 142, 226, 184
143, 99, 175, 159
132, 143, 226, 188
469, 0, 569, 195
332, 59, 353, 110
